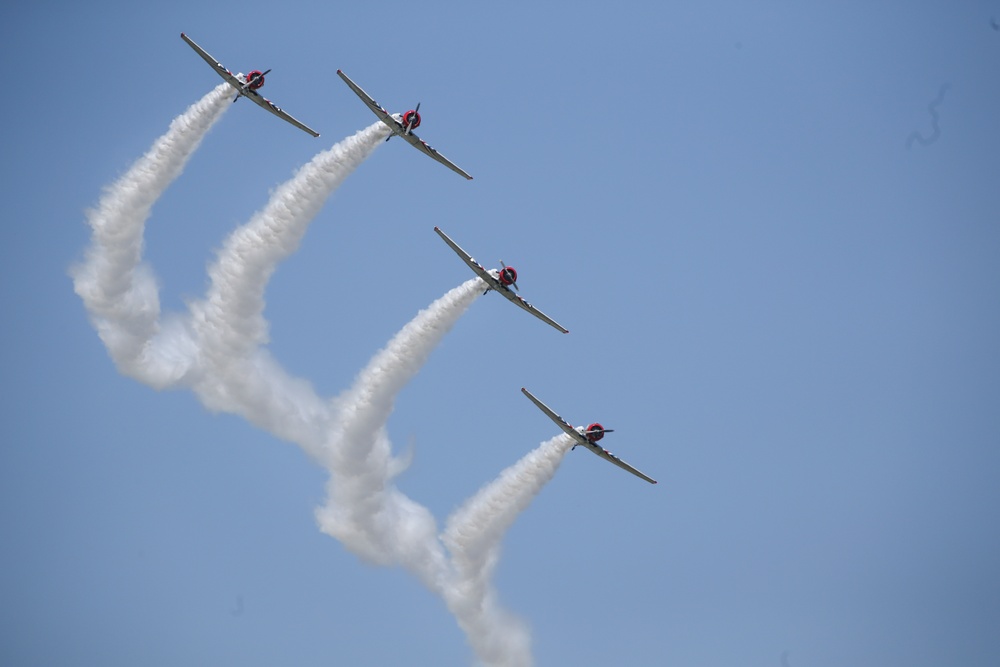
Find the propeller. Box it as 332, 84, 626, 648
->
498, 261, 519, 291
244, 69, 270, 89
404, 102, 421, 135
254, 68, 270, 87
583, 425, 614, 442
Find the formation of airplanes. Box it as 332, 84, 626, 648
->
180, 33, 655, 487
181, 33, 471, 179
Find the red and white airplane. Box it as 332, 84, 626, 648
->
521, 387, 657, 485
434, 227, 568, 334
180, 33, 319, 137
337, 69, 472, 180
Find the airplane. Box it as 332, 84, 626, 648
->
336, 69, 472, 180
434, 226, 568, 334
180, 32, 320, 137
521, 387, 657, 485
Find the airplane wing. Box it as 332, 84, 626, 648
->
242, 90, 320, 137
337, 70, 472, 180
181, 32, 246, 91
493, 286, 569, 334
435, 227, 567, 333
521, 387, 657, 485
181, 33, 319, 137
336, 69, 402, 134
587, 443, 658, 485
400, 132, 473, 180
521, 387, 581, 440
433, 227, 501, 289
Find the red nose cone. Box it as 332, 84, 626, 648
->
402, 110, 421, 130
587, 423, 605, 442
247, 70, 265, 90
499, 267, 518, 286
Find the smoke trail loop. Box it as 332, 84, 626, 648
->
440, 433, 575, 667
72, 83, 232, 387
186, 123, 388, 453
195, 122, 388, 360
77, 83, 572, 665
316, 278, 482, 584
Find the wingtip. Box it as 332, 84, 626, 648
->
433, 226, 441, 232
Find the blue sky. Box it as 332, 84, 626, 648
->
2, 2, 999, 665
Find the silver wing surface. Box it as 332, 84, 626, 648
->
494, 286, 570, 334
399, 131, 473, 180
521, 388, 658, 485
521, 387, 580, 440
434, 226, 497, 287
586, 440, 658, 485
336, 69, 399, 133
181, 32, 244, 89
337, 70, 472, 180
242, 88, 320, 137
434, 227, 569, 333
181, 33, 319, 137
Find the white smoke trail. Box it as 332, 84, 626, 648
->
316, 278, 482, 586
310, 277, 571, 667
189, 121, 388, 453
76, 89, 574, 665
71, 83, 231, 388
442, 433, 575, 667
